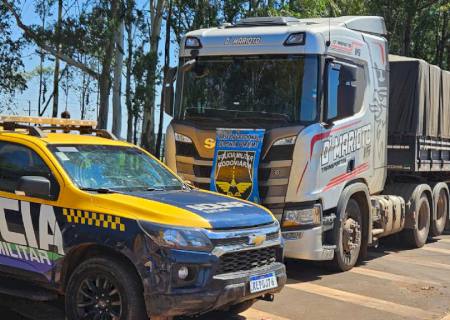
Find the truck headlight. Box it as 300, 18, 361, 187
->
282, 204, 321, 228
273, 136, 296, 146
175, 132, 192, 143
139, 221, 213, 252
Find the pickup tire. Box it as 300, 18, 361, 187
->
430, 185, 448, 237
65, 256, 147, 320
403, 193, 430, 248
331, 198, 362, 272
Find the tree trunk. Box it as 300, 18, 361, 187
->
133, 114, 139, 145
98, 0, 119, 129
436, 11, 448, 68
140, 0, 165, 152
125, 5, 134, 143
52, 0, 62, 118
38, 50, 44, 115
80, 56, 87, 120
156, 0, 172, 159
112, 19, 125, 137
402, 2, 415, 56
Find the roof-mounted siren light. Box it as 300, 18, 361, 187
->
284, 32, 306, 46
0, 115, 97, 128
185, 36, 202, 49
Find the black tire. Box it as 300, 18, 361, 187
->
403, 194, 430, 248
227, 299, 256, 315
65, 256, 148, 320
331, 198, 362, 272
430, 188, 449, 237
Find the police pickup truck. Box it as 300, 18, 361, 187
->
0, 116, 285, 319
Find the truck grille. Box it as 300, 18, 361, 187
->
217, 247, 277, 274
175, 140, 294, 221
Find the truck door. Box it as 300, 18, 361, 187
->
0, 141, 62, 282
320, 59, 371, 195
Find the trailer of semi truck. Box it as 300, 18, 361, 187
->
164, 16, 450, 271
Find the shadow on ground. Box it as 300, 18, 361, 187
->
2, 232, 450, 320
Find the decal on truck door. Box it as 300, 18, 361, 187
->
321, 124, 371, 172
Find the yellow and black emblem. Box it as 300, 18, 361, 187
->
214, 150, 255, 200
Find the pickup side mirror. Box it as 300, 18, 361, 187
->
325, 62, 358, 123
16, 176, 52, 200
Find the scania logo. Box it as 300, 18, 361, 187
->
204, 138, 216, 149
248, 234, 266, 246
224, 37, 262, 46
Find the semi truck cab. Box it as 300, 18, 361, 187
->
165, 16, 450, 271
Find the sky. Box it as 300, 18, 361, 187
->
10, 0, 178, 139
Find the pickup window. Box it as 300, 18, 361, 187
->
0, 142, 57, 195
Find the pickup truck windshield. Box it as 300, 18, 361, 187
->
49, 145, 184, 191
177, 55, 319, 124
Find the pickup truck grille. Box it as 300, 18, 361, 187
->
217, 247, 277, 274
211, 231, 279, 247
175, 141, 293, 221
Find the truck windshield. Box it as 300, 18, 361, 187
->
177, 55, 319, 124
48, 145, 184, 192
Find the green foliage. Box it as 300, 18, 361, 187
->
3, 0, 450, 142
169, 0, 450, 69
0, 4, 26, 96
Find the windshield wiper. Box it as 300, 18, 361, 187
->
80, 187, 119, 194
146, 187, 165, 191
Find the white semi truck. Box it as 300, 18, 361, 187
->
164, 16, 450, 271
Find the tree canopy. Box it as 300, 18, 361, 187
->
0, 0, 449, 154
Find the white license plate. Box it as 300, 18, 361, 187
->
249, 272, 278, 293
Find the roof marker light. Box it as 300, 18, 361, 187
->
185, 37, 202, 49
284, 32, 306, 46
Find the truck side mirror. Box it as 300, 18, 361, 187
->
164, 83, 174, 117
325, 62, 357, 123
16, 176, 52, 200
164, 67, 177, 117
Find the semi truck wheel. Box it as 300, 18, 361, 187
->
403, 193, 430, 248
331, 198, 362, 272
65, 256, 148, 320
430, 185, 448, 237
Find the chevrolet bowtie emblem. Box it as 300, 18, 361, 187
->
248, 234, 266, 246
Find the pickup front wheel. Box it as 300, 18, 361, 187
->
65, 256, 148, 320
331, 198, 362, 272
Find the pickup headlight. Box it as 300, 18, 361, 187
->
139, 221, 213, 252
282, 204, 321, 228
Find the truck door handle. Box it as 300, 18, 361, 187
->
347, 159, 355, 172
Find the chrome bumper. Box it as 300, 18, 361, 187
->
282, 226, 335, 261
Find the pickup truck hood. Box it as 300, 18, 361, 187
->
92, 189, 275, 230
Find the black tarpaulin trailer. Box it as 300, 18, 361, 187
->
388, 55, 450, 172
